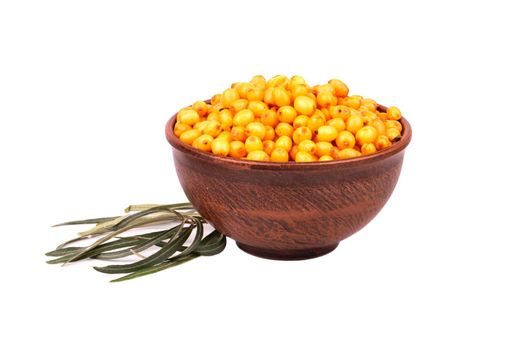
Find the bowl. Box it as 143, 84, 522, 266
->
165, 105, 412, 260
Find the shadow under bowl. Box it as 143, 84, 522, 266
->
166, 105, 412, 260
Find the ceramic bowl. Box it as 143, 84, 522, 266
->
166, 105, 411, 260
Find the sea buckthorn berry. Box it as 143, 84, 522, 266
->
356, 126, 378, 145
293, 115, 310, 128
295, 151, 317, 162
294, 95, 316, 116
372, 119, 387, 136
260, 109, 278, 127
386, 127, 402, 142
311, 109, 326, 120
246, 150, 270, 161
375, 135, 392, 150
221, 88, 239, 108
291, 84, 309, 99
275, 135, 292, 152
203, 120, 223, 137
270, 147, 289, 162
245, 135, 263, 153
328, 79, 349, 97
211, 138, 230, 156
307, 115, 325, 132
179, 129, 201, 145
264, 87, 276, 105
192, 134, 214, 152
267, 75, 289, 88
290, 75, 307, 87
292, 126, 313, 144
178, 109, 200, 126
278, 106, 298, 123
273, 87, 291, 107
231, 98, 249, 113
263, 140, 275, 155
377, 112, 388, 120
233, 109, 255, 126
248, 100, 268, 117
275, 122, 294, 137
263, 125, 276, 141
211, 94, 222, 105
236, 82, 254, 99
316, 125, 339, 142
218, 109, 233, 129
327, 117, 346, 132
317, 91, 337, 108
231, 126, 247, 142
385, 120, 403, 132
174, 122, 191, 137
297, 140, 317, 154
289, 144, 299, 160
229, 140, 247, 158
387, 106, 402, 120
246, 87, 264, 101
315, 141, 334, 157
335, 130, 356, 150
361, 111, 376, 125
361, 142, 377, 155
342, 95, 362, 109
360, 98, 377, 112
207, 111, 220, 122
250, 75, 266, 89
246, 121, 266, 139
216, 131, 233, 142
194, 120, 209, 133
319, 155, 334, 161
314, 84, 336, 95
337, 148, 361, 159
192, 101, 209, 117
330, 105, 352, 120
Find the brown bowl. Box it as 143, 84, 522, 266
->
165, 105, 412, 260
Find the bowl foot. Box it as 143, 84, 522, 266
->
236, 242, 338, 260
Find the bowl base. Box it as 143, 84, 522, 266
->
236, 242, 338, 260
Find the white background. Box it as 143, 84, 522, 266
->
1, 0, 523, 349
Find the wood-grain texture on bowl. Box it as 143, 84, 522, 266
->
166, 105, 411, 260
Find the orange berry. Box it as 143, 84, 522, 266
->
277, 106, 297, 123
260, 109, 279, 127
174, 122, 191, 137
387, 106, 402, 120
336, 148, 361, 159
297, 140, 317, 154
293, 115, 310, 128
346, 114, 364, 134
385, 120, 403, 132
355, 126, 378, 145
263, 140, 276, 155
294, 95, 316, 116
273, 87, 291, 107
270, 147, 289, 162
221, 88, 239, 108
275, 135, 293, 152
203, 120, 222, 137
263, 125, 276, 141
248, 100, 268, 117
231, 98, 249, 113
178, 109, 200, 126
246, 150, 270, 161
192, 134, 214, 152
292, 126, 313, 144
315, 141, 334, 157
295, 151, 317, 162
361, 142, 377, 155
245, 135, 263, 153
327, 117, 346, 132
245, 121, 266, 139
328, 79, 349, 97
211, 138, 230, 156
246, 87, 264, 101
275, 122, 294, 137
319, 155, 334, 161
179, 129, 201, 145
218, 109, 233, 129
307, 115, 325, 132
316, 125, 338, 142
231, 126, 247, 142
386, 128, 402, 142
316, 91, 337, 108
335, 130, 356, 149
229, 140, 247, 158
233, 109, 255, 126
192, 101, 209, 117
375, 135, 392, 150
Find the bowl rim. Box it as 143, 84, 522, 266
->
166, 104, 412, 170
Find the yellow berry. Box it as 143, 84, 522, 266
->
207, 111, 220, 122
275, 135, 292, 152
330, 105, 352, 120
328, 79, 349, 97
319, 155, 334, 161
355, 126, 378, 145
210, 93, 222, 105
246, 150, 270, 161
386, 128, 402, 142
248, 100, 268, 117
375, 135, 392, 150
267, 75, 289, 88
289, 75, 307, 87
179, 129, 201, 145
233, 109, 255, 126
229, 140, 247, 158
315, 141, 334, 157
231, 98, 249, 113
260, 109, 279, 127
203, 120, 222, 137
174, 122, 191, 137
297, 140, 317, 154
292, 126, 313, 144
316, 125, 338, 142
216, 131, 233, 143
277, 106, 297, 124
295, 151, 317, 162
294, 95, 316, 116
341, 95, 362, 109
263, 140, 275, 155
263, 125, 276, 141
289, 145, 299, 160
218, 109, 233, 129
385, 120, 402, 132
250, 75, 266, 89
221, 88, 239, 108
178, 109, 200, 126
246, 121, 266, 139
360, 98, 378, 112
270, 147, 289, 162
307, 115, 325, 132
327, 117, 346, 132
335, 130, 356, 149
387, 106, 402, 120
336, 148, 361, 159
293, 115, 310, 128
211, 138, 230, 156
316, 91, 337, 108
192, 134, 214, 152
273, 87, 291, 107
291, 84, 309, 100
231, 126, 247, 142
235, 82, 254, 99
264, 87, 276, 105
192, 101, 209, 117
275, 122, 294, 137
361, 142, 377, 155
246, 87, 264, 101
245, 135, 263, 153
